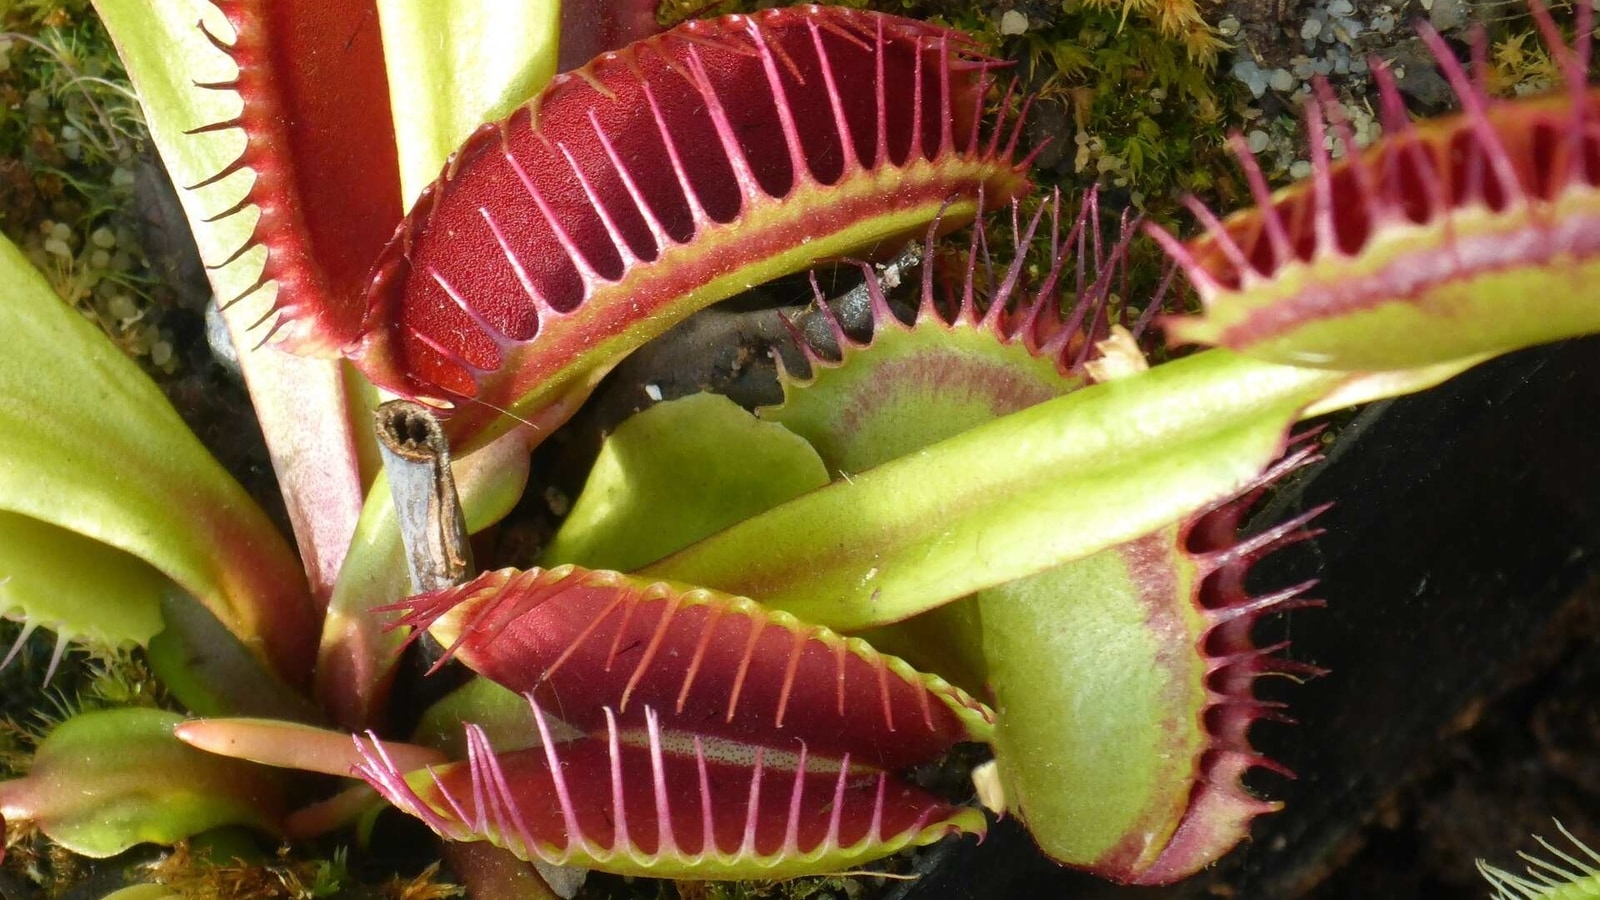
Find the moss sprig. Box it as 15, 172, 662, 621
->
0, 0, 178, 372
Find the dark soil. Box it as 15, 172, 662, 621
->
1303, 587, 1600, 899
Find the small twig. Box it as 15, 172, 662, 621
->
792, 240, 923, 358
375, 400, 473, 594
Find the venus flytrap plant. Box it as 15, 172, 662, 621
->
2, 0, 1599, 893
318, 3, 1035, 727
509, 8, 1600, 879
754, 218, 1329, 884
3, 0, 1032, 883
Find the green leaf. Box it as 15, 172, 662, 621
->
148, 592, 323, 721
412, 676, 549, 758
757, 311, 1081, 690
375, 0, 561, 207
643, 349, 1347, 631
542, 393, 829, 572
100, 887, 182, 900
763, 320, 1078, 477
0, 512, 166, 652
0, 234, 314, 680
978, 531, 1207, 873
0, 708, 284, 857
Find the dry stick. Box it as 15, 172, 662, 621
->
374, 398, 475, 707
375, 399, 473, 593
373, 400, 473, 735
373, 401, 589, 900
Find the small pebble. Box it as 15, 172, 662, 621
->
205, 297, 241, 377
90, 249, 111, 269
1269, 68, 1295, 92
44, 238, 70, 258
1290, 160, 1314, 179
49, 221, 72, 243
1218, 15, 1241, 36
1428, 0, 1466, 31
544, 486, 571, 518
1327, 0, 1354, 15
999, 10, 1029, 35
644, 383, 663, 402
1301, 18, 1323, 40
109, 294, 137, 320
1232, 59, 1269, 98
91, 227, 116, 249
1246, 130, 1271, 153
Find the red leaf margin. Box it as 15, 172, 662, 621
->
347, 6, 1034, 451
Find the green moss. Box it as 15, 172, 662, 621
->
1485, 2, 1600, 97
1007, 10, 1244, 220
0, 0, 179, 373
139, 842, 360, 900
